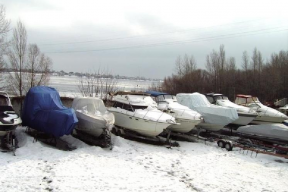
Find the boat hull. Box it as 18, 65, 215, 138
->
75, 111, 109, 137
168, 118, 201, 133
231, 112, 258, 126
111, 111, 170, 137
196, 122, 225, 132
251, 115, 288, 125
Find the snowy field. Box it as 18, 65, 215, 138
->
1, 127, 288, 192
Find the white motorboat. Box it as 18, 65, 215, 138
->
107, 92, 177, 137
279, 104, 288, 116
176, 92, 238, 132
205, 93, 257, 126
146, 91, 202, 133
235, 94, 288, 124
72, 97, 115, 137
0, 91, 22, 137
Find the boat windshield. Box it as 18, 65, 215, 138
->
113, 101, 148, 112
206, 96, 214, 104
215, 95, 228, 100
164, 95, 175, 100
156, 95, 175, 102
235, 97, 247, 105
132, 105, 148, 111
251, 97, 260, 102
0, 96, 9, 106
247, 97, 258, 103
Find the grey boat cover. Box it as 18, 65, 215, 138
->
237, 124, 288, 142
72, 97, 115, 124
176, 92, 238, 126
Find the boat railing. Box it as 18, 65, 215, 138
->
156, 112, 165, 123
248, 108, 256, 114
127, 109, 175, 123
260, 107, 286, 117
142, 110, 149, 119
169, 108, 201, 120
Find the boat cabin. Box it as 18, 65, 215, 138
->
205, 93, 229, 105
112, 101, 148, 112
111, 93, 157, 112
145, 91, 177, 104
0, 92, 11, 106
235, 94, 260, 106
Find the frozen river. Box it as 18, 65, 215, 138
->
48, 75, 161, 96
0, 73, 162, 97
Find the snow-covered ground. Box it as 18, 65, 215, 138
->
1, 127, 288, 192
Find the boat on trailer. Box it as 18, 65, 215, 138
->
146, 91, 202, 133
235, 94, 288, 124
72, 97, 114, 147
22, 86, 78, 151
107, 92, 178, 145
0, 91, 22, 152
237, 123, 288, 143
205, 93, 258, 127
176, 92, 238, 132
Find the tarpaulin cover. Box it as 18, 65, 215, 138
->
237, 124, 288, 142
145, 91, 168, 97
22, 86, 78, 137
176, 92, 238, 126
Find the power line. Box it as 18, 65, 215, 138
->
39, 19, 268, 46
44, 27, 288, 54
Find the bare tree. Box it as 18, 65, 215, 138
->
175, 56, 183, 76
78, 68, 118, 100
7, 21, 52, 98
24, 44, 52, 93
206, 50, 220, 91
7, 20, 27, 97
0, 5, 10, 87
175, 54, 197, 77
242, 51, 249, 71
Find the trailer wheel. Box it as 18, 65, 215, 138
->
224, 142, 233, 151
217, 140, 225, 148
111, 127, 119, 136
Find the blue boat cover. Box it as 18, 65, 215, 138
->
22, 86, 78, 137
145, 91, 168, 97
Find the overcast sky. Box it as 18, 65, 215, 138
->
2, 0, 288, 78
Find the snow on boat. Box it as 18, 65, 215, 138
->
0, 91, 22, 136
235, 94, 288, 124
205, 93, 257, 126
146, 91, 202, 133
176, 92, 238, 131
108, 92, 177, 137
237, 124, 288, 143
72, 97, 114, 138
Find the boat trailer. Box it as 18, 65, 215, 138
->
112, 126, 180, 148
0, 131, 18, 155
205, 129, 288, 158
72, 128, 112, 149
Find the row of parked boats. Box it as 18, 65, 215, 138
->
1, 86, 288, 151
108, 91, 288, 138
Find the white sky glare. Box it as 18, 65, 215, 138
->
2, 0, 288, 78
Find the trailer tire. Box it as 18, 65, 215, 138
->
111, 127, 119, 136
217, 140, 225, 148
224, 142, 233, 151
